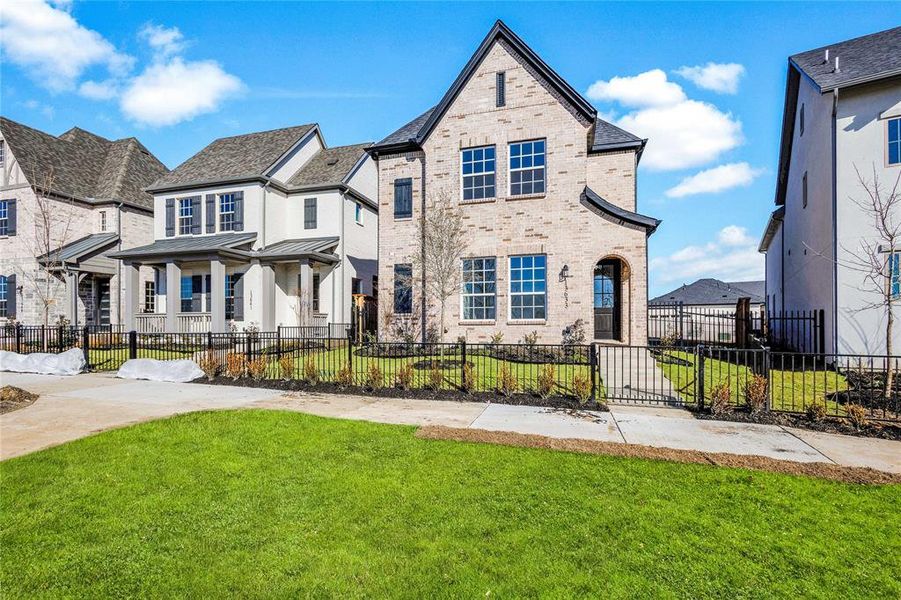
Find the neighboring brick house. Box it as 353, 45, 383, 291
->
368, 21, 659, 344
0, 117, 167, 326
111, 125, 377, 333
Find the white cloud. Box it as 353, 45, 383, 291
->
139, 23, 186, 59
78, 79, 119, 100
120, 58, 243, 126
675, 62, 745, 94
586, 69, 686, 108
0, 0, 132, 91
651, 225, 764, 285
665, 162, 763, 198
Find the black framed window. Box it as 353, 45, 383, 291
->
143, 280, 155, 313
462, 146, 496, 201
304, 197, 317, 229
312, 273, 321, 312
509, 139, 546, 196
394, 178, 412, 219
393, 264, 412, 314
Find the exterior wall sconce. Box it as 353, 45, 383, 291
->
559, 264, 571, 282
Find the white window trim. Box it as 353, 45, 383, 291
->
460, 257, 497, 322
355, 201, 363, 225
508, 139, 547, 198
178, 197, 193, 236
0, 199, 8, 236
218, 192, 236, 233
508, 254, 548, 322
460, 145, 497, 203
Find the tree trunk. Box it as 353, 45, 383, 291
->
887, 299, 894, 399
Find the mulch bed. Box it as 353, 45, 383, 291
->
195, 376, 608, 411
416, 426, 901, 485
0, 386, 39, 414
692, 407, 901, 441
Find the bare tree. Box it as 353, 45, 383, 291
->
289, 287, 313, 327
19, 167, 83, 326
412, 189, 468, 343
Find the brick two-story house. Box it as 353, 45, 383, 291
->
369, 21, 659, 344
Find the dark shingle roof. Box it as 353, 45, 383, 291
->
287, 143, 371, 187
650, 278, 766, 306
375, 107, 435, 147
591, 118, 645, 153
150, 124, 316, 190
790, 27, 901, 92
0, 117, 167, 211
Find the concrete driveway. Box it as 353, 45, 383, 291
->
2, 372, 899, 474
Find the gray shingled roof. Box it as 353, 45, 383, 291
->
650, 278, 765, 306
287, 144, 371, 187
790, 27, 901, 91
375, 107, 435, 147
591, 118, 645, 152
581, 186, 660, 234
0, 117, 168, 211
149, 124, 316, 190
109, 232, 257, 259
37, 232, 119, 264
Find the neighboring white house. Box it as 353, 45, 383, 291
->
111, 125, 378, 333
759, 27, 901, 355
0, 117, 167, 326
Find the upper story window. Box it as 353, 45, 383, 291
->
509, 254, 546, 320
799, 104, 805, 137
99, 210, 107, 232
0, 141, 5, 167
496, 72, 506, 107
178, 198, 193, 235
462, 146, 496, 201
355, 202, 363, 225
509, 140, 546, 196
0, 200, 9, 236
890, 252, 901, 299
394, 178, 412, 219
304, 197, 317, 229
802, 172, 808, 209
462, 257, 496, 321
219, 193, 236, 231
889, 117, 900, 166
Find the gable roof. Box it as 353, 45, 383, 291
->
148, 124, 317, 191
369, 20, 644, 160
581, 187, 660, 235
287, 143, 371, 187
37, 232, 119, 265
650, 278, 766, 306
0, 117, 168, 211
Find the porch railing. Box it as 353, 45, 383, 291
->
134, 314, 166, 334
133, 313, 211, 334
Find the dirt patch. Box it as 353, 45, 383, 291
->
415, 426, 901, 485
0, 386, 39, 414
196, 376, 609, 411
694, 408, 901, 441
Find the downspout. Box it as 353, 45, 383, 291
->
116, 201, 123, 325
339, 190, 346, 322
831, 88, 839, 354
420, 154, 427, 344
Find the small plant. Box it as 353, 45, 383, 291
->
277, 354, 295, 380
806, 399, 828, 422
489, 331, 504, 346
537, 364, 556, 399
303, 356, 320, 385
427, 361, 444, 390
846, 403, 868, 429
248, 356, 268, 380
521, 330, 539, 348
395, 363, 414, 389
365, 363, 383, 390
337, 364, 353, 387
709, 382, 733, 415
572, 371, 592, 405
496, 365, 517, 397
561, 319, 587, 347
197, 353, 221, 381
658, 331, 679, 348
743, 375, 768, 414
461, 362, 475, 393
225, 353, 247, 379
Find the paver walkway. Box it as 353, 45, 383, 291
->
2, 372, 899, 474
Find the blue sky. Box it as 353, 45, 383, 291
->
2, 1, 898, 296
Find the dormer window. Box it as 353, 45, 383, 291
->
496, 72, 506, 107
179, 198, 194, 235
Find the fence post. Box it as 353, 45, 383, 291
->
696, 345, 706, 410
82, 326, 90, 368
589, 343, 598, 402
15, 323, 22, 354
762, 346, 772, 412
347, 329, 354, 376
58, 324, 65, 353
817, 309, 826, 354
245, 333, 253, 363
276, 325, 281, 355
678, 303, 684, 342
128, 330, 138, 360
460, 340, 467, 390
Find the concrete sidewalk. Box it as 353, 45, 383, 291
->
2, 372, 899, 474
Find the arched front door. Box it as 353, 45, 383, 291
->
593, 260, 621, 340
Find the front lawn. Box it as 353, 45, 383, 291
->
2, 411, 898, 597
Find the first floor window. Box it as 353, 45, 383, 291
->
509, 139, 546, 196
0, 275, 7, 317
179, 198, 193, 235
890, 253, 900, 299
889, 117, 900, 166
144, 280, 155, 313
304, 197, 317, 229
393, 264, 412, 314
219, 193, 236, 231
509, 254, 546, 320
180, 276, 193, 312
313, 273, 321, 312
352, 277, 362, 295
225, 274, 236, 319
462, 257, 496, 320
0, 200, 8, 236
462, 145, 496, 201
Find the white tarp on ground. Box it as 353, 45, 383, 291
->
117, 358, 204, 383
0, 348, 86, 376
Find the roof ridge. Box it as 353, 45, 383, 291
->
212, 123, 316, 143
790, 25, 901, 59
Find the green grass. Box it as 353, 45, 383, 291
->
657, 350, 849, 414
1, 411, 898, 598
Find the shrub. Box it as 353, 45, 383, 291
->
337, 364, 353, 387
225, 353, 247, 379
365, 363, 384, 390
521, 331, 539, 348
248, 356, 268, 380
846, 404, 868, 429
537, 364, 556, 399
658, 331, 679, 348
489, 331, 504, 346
806, 399, 827, 422
303, 356, 320, 385
561, 319, 587, 347
572, 371, 592, 405
744, 375, 768, 413
496, 365, 517, 396
395, 363, 414, 390
427, 362, 444, 390
278, 354, 295, 381
709, 383, 733, 415
197, 353, 221, 381
461, 362, 475, 393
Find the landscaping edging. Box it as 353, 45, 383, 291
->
194, 376, 609, 411
691, 407, 901, 441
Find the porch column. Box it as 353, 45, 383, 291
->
260, 263, 276, 331
299, 258, 313, 326
210, 259, 226, 333
123, 262, 140, 330
65, 270, 78, 325
165, 261, 181, 332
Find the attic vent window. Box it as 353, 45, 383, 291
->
496, 72, 506, 107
